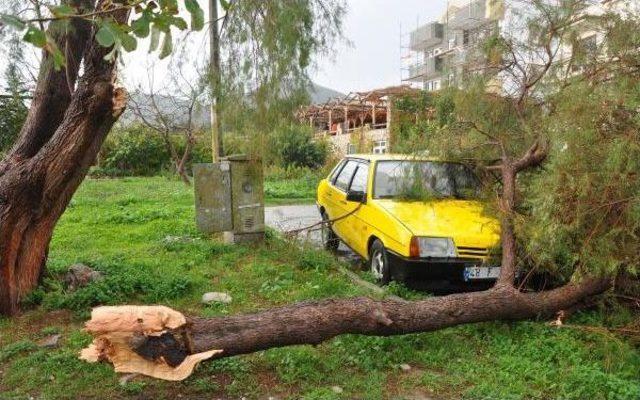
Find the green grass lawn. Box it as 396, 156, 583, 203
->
0, 177, 638, 400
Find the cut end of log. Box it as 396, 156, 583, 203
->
80, 305, 221, 381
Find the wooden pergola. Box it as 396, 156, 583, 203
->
296, 85, 419, 134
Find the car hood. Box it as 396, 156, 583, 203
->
377, 199, 500, 249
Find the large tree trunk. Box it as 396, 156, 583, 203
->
185, 278, 609, 357
0, 2, 129, 315
81, 277, 609, 381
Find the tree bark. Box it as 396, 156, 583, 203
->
0, 3, 129, 315
128, 278, 610, 365
0, 0, 93, 174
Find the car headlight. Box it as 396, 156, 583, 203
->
410, 237, 456, 258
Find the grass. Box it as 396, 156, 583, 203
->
264, 171, 319, 204
0, 176, 638, 399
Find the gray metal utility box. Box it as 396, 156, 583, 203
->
193, 156, 264, 243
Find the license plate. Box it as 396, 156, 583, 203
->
464, 266, 501, 281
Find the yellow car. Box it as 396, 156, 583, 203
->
316, 154, 501, 288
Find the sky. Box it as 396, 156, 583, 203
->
311, 0, 443, 93
1, 1, 448, 96
120, 0, 446, 96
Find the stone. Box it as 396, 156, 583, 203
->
119, 373, 139, 386
331, 386, 343, 394
400, 363, 412, 371
38, 334, 62, 349
64, 263, 103, 290
201, 292, 233, 304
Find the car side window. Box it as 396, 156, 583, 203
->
349, 163, 369, 193
334, 160, 357, 192
328, 160, 346, 183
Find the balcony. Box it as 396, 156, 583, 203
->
409, 22, 444, 51
406, 56, 444, 82
448, 0, 487, 30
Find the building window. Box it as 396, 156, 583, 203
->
372, 140, 388, 154
579, 34, 598, 56
346, 143, 357, 155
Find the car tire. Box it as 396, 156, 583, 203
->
321, 211, 339, 252
369, 239, 391, 285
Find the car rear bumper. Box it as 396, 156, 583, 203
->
387, 252, 498, 291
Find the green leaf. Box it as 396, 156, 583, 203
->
131, 14, 151, 38
149, 26, 161, 52
184, 0, 204, 31
184, 0, 199, 13
219, 0, 231, 11
118, 32, 137, 52
95, 25, 116, 47
159, 31, 173, 59
0, 13, 26, 30
48, 4, 75, 18
172, 16, 188, 30
50, 45, 67, 70
23, 26, 47, 47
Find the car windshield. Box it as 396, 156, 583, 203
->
373, 160, 480, 200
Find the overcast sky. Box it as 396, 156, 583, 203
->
311, 0, 443, 93
2, 1, 447, 95
119, 0, 446, 95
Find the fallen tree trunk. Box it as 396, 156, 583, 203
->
81, 277, 610, 380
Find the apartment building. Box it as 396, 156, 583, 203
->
558, 0, 639, 68
403, 0, 635, 92
403, 0, 506, 91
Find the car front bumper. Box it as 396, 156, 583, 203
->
387, 252, 498, 291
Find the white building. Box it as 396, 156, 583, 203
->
403, 0, 637, 92
403, 0, 506, 91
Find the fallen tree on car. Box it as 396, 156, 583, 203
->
79, 0, 640, 380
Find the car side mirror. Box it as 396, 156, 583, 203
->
346, 190, 366, 203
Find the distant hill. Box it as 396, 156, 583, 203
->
308, 83, 345, 104
119, 82, 344, 127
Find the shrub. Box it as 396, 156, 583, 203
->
272, 124, 328, 169
96, 125, 168, 176
92, 125, 211, 177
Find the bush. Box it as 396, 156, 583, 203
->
273, 124, 328, 169
92, 125, 211, 177
95, 125, 168, 176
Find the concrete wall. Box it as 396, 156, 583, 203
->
319, 127, 390, 157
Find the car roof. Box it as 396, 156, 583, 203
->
345, 153, 443, 162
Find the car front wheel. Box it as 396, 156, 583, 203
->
369, 239, 390, 284
321, 211, 339, 252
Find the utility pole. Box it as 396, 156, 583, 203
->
209, 0, 223, 161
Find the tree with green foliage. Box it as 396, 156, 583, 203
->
0, 0, 345, 315
419, 0, 640, 289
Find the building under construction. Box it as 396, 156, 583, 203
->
401, 0, 506, 92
